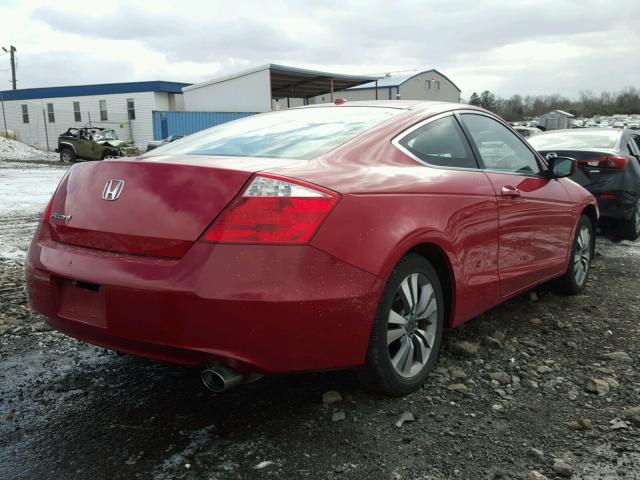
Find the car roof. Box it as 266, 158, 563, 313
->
298, 100, 470, 113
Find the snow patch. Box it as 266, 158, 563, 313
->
0, 136, 58, 162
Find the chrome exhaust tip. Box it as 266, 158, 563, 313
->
201, 365, 244, 393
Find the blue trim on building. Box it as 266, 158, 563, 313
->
0, 81, 191, 101
152, 111, 256, 140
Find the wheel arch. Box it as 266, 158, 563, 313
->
58, 142, 77, 154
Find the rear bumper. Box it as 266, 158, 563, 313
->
26, 229, 384, 373
594, 191, 638, 221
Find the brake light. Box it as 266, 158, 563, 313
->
203, 175, 340, 244
578, 156, 629, 169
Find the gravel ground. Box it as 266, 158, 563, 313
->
1, 161, 639, 480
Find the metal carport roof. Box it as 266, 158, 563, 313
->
183, 64, 378, 100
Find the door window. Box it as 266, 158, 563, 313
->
398, 115, 477, 169
461, 114, 541, 175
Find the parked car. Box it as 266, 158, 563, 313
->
146, 135, 184, 151
529, 128, 640, 239
56, 127, 140, 162
27, 101, 597, 396
514, 126, 542, 138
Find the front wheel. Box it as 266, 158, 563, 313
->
618, 198, 640, 241
59, 148, 76, 163
360, 254, 444, 396
551, 215, 593, 294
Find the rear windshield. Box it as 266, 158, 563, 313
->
144, 107, 402, 160
528, 130, 620, 150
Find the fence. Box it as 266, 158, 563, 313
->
152, 111, 256, 140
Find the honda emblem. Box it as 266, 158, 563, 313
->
102, 180, 125, 201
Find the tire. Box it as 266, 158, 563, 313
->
551, 215, 594, 294
618, 198, 640, 241
360, 254, 445, 396
60, 148, 76, 163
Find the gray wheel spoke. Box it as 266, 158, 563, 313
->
392, 337, 411, 371
401, 340, 415, 375
387, 328, 406, 345
409, 274, 419, 306
417, 297, 436, 320
415, 283, 433, 316
388, 309, 407, 326
413, 334, 429, 363
399, 278, 414, 310
416, 328, 435, 349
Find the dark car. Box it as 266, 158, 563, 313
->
28, 101, 597, 396
146, 135, 183, 151
529, 128, 640, 240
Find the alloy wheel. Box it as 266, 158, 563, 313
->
573, 225, 591, 286
61, 151, 71, 162
635, 199, 640, 234
387, 273, 438, 378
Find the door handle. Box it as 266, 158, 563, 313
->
500, 185, 520, 197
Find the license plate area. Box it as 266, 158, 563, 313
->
58, 279, 107, 328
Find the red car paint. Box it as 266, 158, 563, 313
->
26, 101, 597, 374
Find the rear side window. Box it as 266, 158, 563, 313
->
399, 116, 477, 169
461, 114, 541, 175
144, 107, 402, 160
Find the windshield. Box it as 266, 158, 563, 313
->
143, 107, 402, 160
94, 130, 118, 141
528, 130, 620, 150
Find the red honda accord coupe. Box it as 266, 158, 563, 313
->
26, 101, 597, 395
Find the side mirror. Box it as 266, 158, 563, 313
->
546, 156, 576, 179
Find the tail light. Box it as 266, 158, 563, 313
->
578, 156, 629, 169
203, 174, 340, 244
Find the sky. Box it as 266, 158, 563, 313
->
0, 0, 638, 99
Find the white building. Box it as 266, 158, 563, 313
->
182, 65, 461, 114
0, 81, 190, 150
309, 70, 461, 104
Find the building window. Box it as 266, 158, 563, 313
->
435, 80, 441, 91
99, 100, 108, 121
73, 101, 81, 122
47, 103, 55, 123
426, 80, 431, 90
126, 98, 135, 120
21, 104, 29, 123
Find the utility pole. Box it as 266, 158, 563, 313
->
42, 107, 50, 151
2, 45, 17, 90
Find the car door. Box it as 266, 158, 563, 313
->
458, 112, 575, 297
394, 113, 501, 321
75, 132, 92, 159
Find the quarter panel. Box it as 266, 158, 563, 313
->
311, 167, 500, 325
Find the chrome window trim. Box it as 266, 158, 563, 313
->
392, 108, 549, 178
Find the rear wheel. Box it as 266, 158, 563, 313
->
60, 148, 76, 163
360, 254, 444, 396
551, 215, 593, 294
618, 198, 640, 241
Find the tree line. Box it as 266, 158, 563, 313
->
467, 87, 640, 121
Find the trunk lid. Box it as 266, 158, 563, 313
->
46, 156, 298, 257
538, 149, 631, 189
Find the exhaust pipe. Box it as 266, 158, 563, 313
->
201, 365, 244, 392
